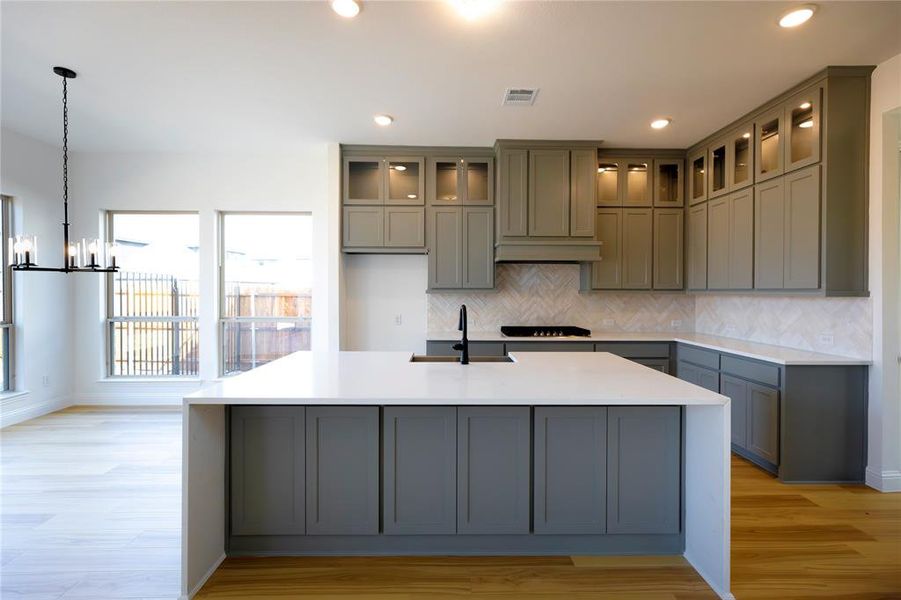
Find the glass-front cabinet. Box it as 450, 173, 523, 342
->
730, 123, 754, 191
623, 159, 652, 207
755, 107, 784, 183
653, 159, 683, 207
688, 150, 707, 205
344, 157, 385, 204
596, 159, 623, 207
784, 86, 821, 173
428, 157, 493, 205
708, 138, 729, 199
387, 158, 424, 205
344, 156, 424, 206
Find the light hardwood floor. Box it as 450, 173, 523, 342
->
2, 407, 899, 599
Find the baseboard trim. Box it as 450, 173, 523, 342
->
0, 393, 71, 428
73, 393, 184, 406
865, 467, 901, 492
181, 552, 226, 600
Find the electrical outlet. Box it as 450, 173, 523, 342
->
818, 332, 834, 346
670, 320, 682, 330
41, 375, 50, 388
394, 314, 403, 326
602, 319, 615, 328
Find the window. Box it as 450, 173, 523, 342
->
220, 213, 312, 375
107, 213, 199, 377
0, 196, 12, 391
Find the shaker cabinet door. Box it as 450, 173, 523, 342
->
383, 407, 457, 535
747, 383, 780, 465
607, 407, 680, 534
728, 189, 754, 290
592, 208, 623, 289
534, 407, 607, 535
457, 407, 531, 534
783, 165, 821, 290
498, 149, 529, 236
754, 178, 785, 289
343, 206, 384, 248
721, 374, 749, 450
570, 148, 598, 237
621, 208, 653, 289
462, 207, 494, 289
653, 208, 684, 290
687, 203, 708, 290
528, 149, 571, 236
427, 207, 463, 289
706, 197, 731, 289
230, 406, 306, 536
305, 407, 379, 535
384, 207, 425, 248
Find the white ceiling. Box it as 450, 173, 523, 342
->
2, 1, 900, 153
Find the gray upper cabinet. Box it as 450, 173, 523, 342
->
607, 407, 680, 535
654, 159, 683, 207
383, 407, 457, 535
754, 178, 785, 289
584, 208, 622, 289
384, 207, 425, 248
707, 137, 730, 199
534, 407, 607, 535
688, 150, 707, 205
596, 158, 623, 207
784, 86, 821, 174
343, 206, 384, 248
428, 156, 494, 206
462, 207, 494, 289
621, 208, 653, 289
728, 188, 754, 290
622, 158, 653, 207
687, 203, 708, 290
570, 149, 597, 237
706, 197, 730, 289
528, 149, 571, 236
653, 208, 684, 290
427, 207, 463, 289
305, 406, 379, 535
344, 157, 385, 205
498, 148, 529, 236
729, 123, 754, 191
230, 406, 306, 536
457, 406, 531, 534
386, 157, 425, 205
783, 165, 820, 289
755, 106, 784, 183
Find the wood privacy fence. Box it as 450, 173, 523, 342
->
110, 273, 311, 376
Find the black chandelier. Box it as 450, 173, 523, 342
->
10, 66, 118, 273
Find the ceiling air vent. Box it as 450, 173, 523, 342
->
502, 87, 539, 106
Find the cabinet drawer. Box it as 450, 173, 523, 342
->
721, 355, 780, 387
426, 341, 505, 357
677, 345, 720, 370
595, 342, 670, 358
506, 342, 594, 353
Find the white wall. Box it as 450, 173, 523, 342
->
342, 254, 428, 353
0, 128, 75, 426
867, 52, 901, 492
67, 147, 338, 404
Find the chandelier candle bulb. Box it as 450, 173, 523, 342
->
106, 243, 118, 269
67, 243, 78, 268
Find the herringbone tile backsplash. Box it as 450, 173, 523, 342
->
428, 264, 695, 333
427, 264, 873, 359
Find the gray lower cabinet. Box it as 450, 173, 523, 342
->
529, 149, 570, 237
427, 207, 462, 289
687, 203, 708, 290
533, 407, 607, 534
721, 374, 749, 449
383, 407, 456, 535
426, 340, 505, 357
505, 341, 594, 353
622, 208, 653, 289
653, 208, 684, 290
607, 407, 680, 534
385, 207, 425, 248
457, 406, 531, 534
677, 360, 719, 393
747, 383, 779, 464
230, 406, 306, 536
305, 406, 379, 535
633, 358, 670, 374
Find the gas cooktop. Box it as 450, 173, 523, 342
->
500, 326, 592, 338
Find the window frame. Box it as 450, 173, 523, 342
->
105, 210, 201, 378
218, 211, 312, 376
0, 196, 13, 391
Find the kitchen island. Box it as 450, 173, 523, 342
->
181, 351, 733, 599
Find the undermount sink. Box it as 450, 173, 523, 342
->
410, 355, 514, 363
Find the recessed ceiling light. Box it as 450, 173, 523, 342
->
449, 0, 501, 21
331, 0, 360, 18
650, 118, 672, 130
799, 119, 814, 128
779, 5, 816, 28
799, 101, 812, 109
742, 132, 751, 139
393, 165, 407, 171
373, 114, 394, 126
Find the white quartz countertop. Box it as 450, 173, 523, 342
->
186, 351, 728, 406
426, 331, 870, 366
